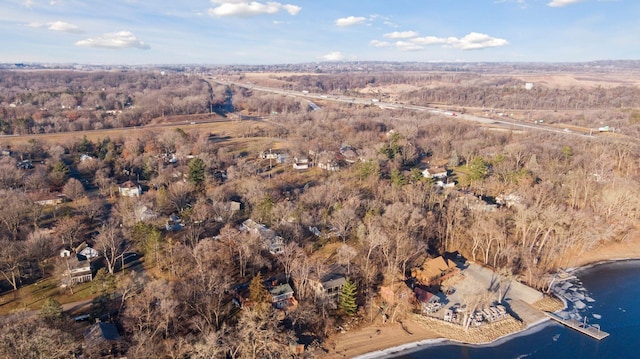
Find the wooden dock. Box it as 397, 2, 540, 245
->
546, 313, 609, 340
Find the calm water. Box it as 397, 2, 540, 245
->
392, 260, 640, 359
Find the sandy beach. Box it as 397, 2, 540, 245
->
321, 234, 640, 358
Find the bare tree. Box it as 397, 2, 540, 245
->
330, 205, 358, 242
336, 244, 357, 275
0, 240, 25, 291
277, 241, 303, 281
62, 177, 86, 200
75, 196, 105, 224
0, 189, 32, 239
0, 316, 73, 359
94, 219, 130, 274
26, 229, 55, 278
56, 216, 85, 248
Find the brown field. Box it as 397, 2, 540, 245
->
0, 117, 286, 151
243, 70, 640, 92
491, 72, 640, 89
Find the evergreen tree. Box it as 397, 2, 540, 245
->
188, 157, 206, 186
390, 168, 407, 186
131, 222, 162, 267
339, 278, 358, 316
467, 156, 489, 183
409, 168, 424, 183
249, 273, 270, 306
39, 297, 63, 323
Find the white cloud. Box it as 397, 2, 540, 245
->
410, 36, 448, 46
335, 16, 366, 27
369, 40, 391, 48
383, 20, 398, 28
383, 31, 419, 39
371, 32, 508, 52
282, 4, 301, 15
24, 0, 33, 8
208, 1, 301, 17
321, 51, 344, 61
395, 41, 423, 51
444, 32, 509, 50
75, 31, 150, 49
28, 21, 84, 34
548, 0, 584, 7
48, 21, 83, 34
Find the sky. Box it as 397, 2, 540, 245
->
1, 0, 638, 65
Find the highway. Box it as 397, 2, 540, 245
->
210, 78, 603, 140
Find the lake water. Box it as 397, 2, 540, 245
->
391, 260, 640, 359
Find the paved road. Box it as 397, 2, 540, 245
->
212, 78, 611, 140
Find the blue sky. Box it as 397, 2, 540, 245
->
1, 0, 638, 65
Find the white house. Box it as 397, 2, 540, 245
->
293, 157, 310, 170
118, 181, 142, 197
422, 167, 448, 179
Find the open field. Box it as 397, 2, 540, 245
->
0, 116, 286, 150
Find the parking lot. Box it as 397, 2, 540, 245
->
429, 261, 544, 324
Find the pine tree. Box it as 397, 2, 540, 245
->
188, 157, 206, 186
339, 278, 358, 316
249, 272, 270, 306
39, 297, 63, 323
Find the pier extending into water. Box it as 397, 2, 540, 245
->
546, 312, 609, 340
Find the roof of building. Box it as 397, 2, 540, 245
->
84, 322, 121, 346
412, 256, 458, 283
322, 275, 346, 290
414, 287, 439, 303
270, 283, 294, 297
119, 180, 140, 188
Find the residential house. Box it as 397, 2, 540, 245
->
134, 204, 159, 222
84, 322, 125, 357
78, 246, 99, 260
422, 167, 448, 179
292, 157, 310, 170
240, 219, 285, 255
411, 256, 459, 287
63, 256, 94, 285
61, 243, 100, 285
32, 192, 67, 206
460, 194, 498, 212
318, 160, 340, 171
260, 150, 289, 164
320, 274, 346, 300
270, 283, 295, 309
435, 179, 456, 189
496, 193, 523, 209
118, 181, 142, 197
315, 152, 339, 172
339, 145, 359, 164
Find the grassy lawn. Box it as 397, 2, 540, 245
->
0, 276, 97, 316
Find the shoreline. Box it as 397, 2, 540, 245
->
326, 235, 640, 359
353, 317, 553, 359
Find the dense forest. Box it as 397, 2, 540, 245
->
0, 67, 638, 358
